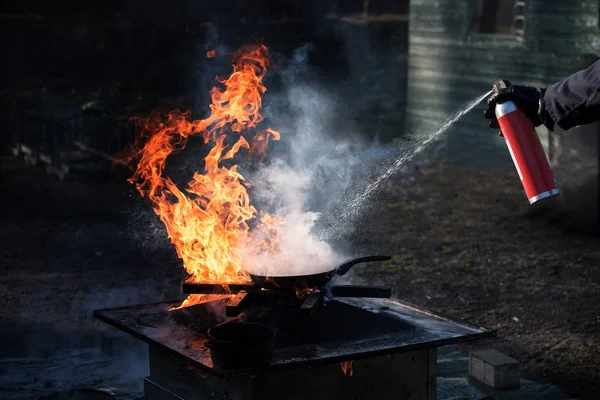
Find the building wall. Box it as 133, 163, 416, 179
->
406, 0, 600, 169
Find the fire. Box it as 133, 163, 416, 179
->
293, 282, 320, 299
340, 360, 354, 376
119, 43, 281, 307
206, 49, 216, 58
173, 294, 232, 310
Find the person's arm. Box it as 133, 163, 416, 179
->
485, 60, 600, 132
543, 60, 600, 131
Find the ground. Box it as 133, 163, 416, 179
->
1, 155, 599, 399
348, 163, 600, 399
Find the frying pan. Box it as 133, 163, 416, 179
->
249, 255, 392, 293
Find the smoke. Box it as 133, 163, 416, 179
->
239, 59, 490, 278
550, 126, 599, 189
121, 201, 172, 252
240, 45, 370, 276
122, 36, 412, 279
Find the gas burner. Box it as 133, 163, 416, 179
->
182, 282, 393, 317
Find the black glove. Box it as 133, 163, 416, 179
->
484, 82, 546, 131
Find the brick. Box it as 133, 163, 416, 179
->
469, 349, 521, 389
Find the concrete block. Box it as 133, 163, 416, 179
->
469, 349, 521, 389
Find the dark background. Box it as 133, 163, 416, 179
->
1, 0, 409, 164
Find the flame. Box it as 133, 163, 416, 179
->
340, 360, 354, 376
171, 294, 232, 311
256, 212, 282, 253
206, 49, 216, 58
120, 43, 281, 307
294, 282, 320, 299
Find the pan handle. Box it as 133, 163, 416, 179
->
335, 255, 392, 276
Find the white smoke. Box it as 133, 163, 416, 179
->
241, 57, 368, 276
243, 159, 342, 276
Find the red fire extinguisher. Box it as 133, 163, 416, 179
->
493, 80, 560, 204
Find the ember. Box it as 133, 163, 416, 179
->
119, 43, 282, 308
175, 294, 232, 310
340, 360, 354, 376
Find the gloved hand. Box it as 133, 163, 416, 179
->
484, 82, 546, 131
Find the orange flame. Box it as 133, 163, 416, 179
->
172, 294, 232, 311
206, 49, 216, 58
340, 360, 354, 376
119, 43, 281, 307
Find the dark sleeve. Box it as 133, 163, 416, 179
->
543, 60, 600, 131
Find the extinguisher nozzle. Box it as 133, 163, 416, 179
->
492, 79, 512, 93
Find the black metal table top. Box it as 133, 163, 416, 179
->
93, 296, 495, 378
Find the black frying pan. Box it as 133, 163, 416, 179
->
249, 255, 392, 293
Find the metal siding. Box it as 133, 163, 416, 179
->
407, 0, 600, 168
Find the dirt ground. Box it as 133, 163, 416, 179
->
1, 155, 599, 399
348, 163, 600, 399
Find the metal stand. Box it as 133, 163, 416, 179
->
184, 283, 394, 318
